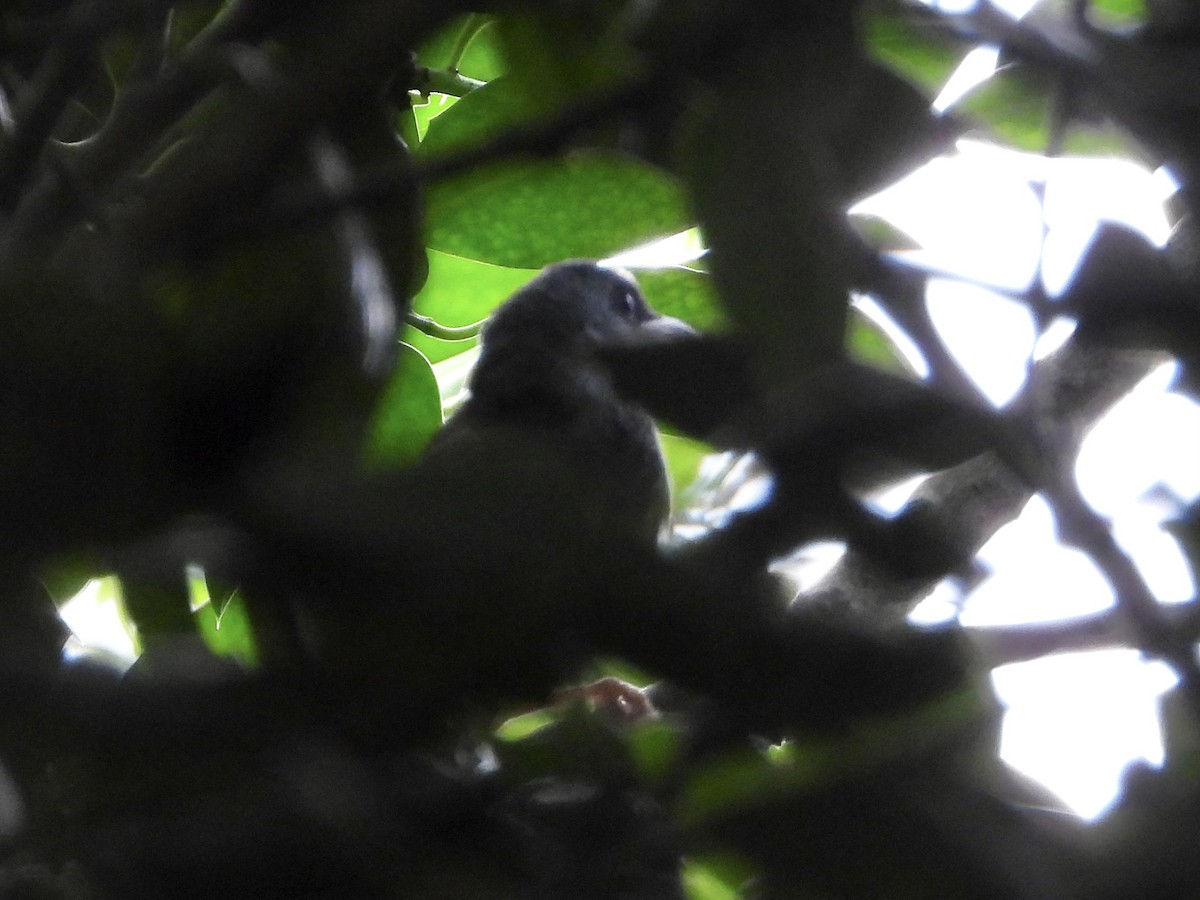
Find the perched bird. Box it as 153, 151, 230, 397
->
236, 260, 696, 726
429, 259, 694, 546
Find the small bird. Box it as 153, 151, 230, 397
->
424, 260, 694, 720
429, 260, 694, 546
237, 260, 695, 727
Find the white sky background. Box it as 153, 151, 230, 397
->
856, 0, 1200, 819
622, 125, 1200, 818
859, 151, 1196, 818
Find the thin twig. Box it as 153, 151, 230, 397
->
110, 1, 474, 263
853, 249, 993, 408
122, 3, 173, 84
405, 311, 484, 341
1040, 463, 1200, 709
0, 0, 132, 211
417, 67, 485, 97
970, 600, 1200, 667
445, 13, 487, 72
0, 0, 330, 257
0, 79, 16, 135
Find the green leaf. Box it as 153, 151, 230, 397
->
416, 15, 505, 82
412, 18, 506, 142
417, 77, 539, 157
195, 592, 258, 667
1088, 0, 1148, 27
683, 855, 755, 900
401, 250, 534, 363
1059, 120, 1142, 157
661, 433, 712, 504
167, 1, 227, 54
682, 864, 734, 900
411, 93, 459, 142
680, 30, 851, 380
495, 7, 639, 110
364, 343, 443, 469
458, 20, 506, 81
39, 556, 105, 605
425, 151, 692, 269
954, 64, 1134, 155
635, 267, 727, 333
101, 31, 140, 92
411, 250, 534, 326
866, 12, 970, 95
678, 748, 785, 827
956, 64, 1053, 151
627, 718, 683, 785
420, 76, 691, 267
492, 703, 635, 785
494, 708, 559, 741
849, 212, 922, 252
847, 306, 913, 375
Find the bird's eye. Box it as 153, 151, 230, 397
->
613, 288, 638, 319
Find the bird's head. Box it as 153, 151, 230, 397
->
464, 260, 695, 416
480, 260, 694, 357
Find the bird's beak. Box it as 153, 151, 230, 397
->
636, 314, 697, 342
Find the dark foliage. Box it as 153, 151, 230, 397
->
0, 1, 1197, 898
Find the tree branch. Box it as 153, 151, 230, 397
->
109, 1, 473, 263
0, 0, 144, 212
801, 341, 1165, 618
405, 311, 484, 341
416, 66, 484, 98
971, 600, 1200, 667
0, 0, 288, 258
444, 13, 487, 72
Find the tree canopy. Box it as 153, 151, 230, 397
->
0, 1, 1199, 898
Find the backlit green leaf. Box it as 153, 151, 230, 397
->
417, 15, 505, 82
683, 856, 754, 900
195, 592, 258, 667
425, 151, 690, 269
661, 433, 712, 503
635, 267, 727, 333
495, 7, 639, 110
866, 12, 969, 95
627, 718, 683, 784
957, 65, 1053, 151
417, 77, 539, 158
956, 64, 1137, 155
364, 343, 443, 469
401, 250, 534, 362
848, 307, 913, 375
1089, 0, 1147, 27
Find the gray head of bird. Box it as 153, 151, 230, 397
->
479, 260, 695, 360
